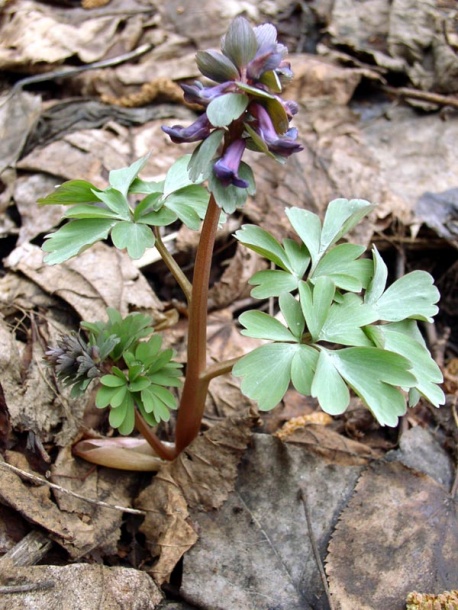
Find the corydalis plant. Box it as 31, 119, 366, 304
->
39, 17, 444, 468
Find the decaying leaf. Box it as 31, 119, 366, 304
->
326, 461, 458, 610
5, 242, 164, 323
0, 449, 137, 559
180, 434, 369, 610
136, 412, 254, 584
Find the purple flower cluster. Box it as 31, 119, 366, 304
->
162, 17, 303, 190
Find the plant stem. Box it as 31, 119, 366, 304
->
134, 409, 177, 461
174, 194, 221, 454
201, 356, 240, 382
153, 227, 192, 302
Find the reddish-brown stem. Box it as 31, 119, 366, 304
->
134, 410, 177, 461
173, 194, 221, 454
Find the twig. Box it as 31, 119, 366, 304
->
381, 85, 458, 110
0, 581, 55, 594
299, 486, 336, 610
0, 44, 154, 108
0, 460, 146, 515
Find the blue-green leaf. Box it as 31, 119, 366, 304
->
163, 155, 195, 197
279, 293, 305, 339
63, 204, 119, 220
249, 270, 298, 299
196, 50, 239, 83
188, 129, 225, 182
320, 198, 375, 254
129, 178, 164, 195
365, 321, 444, 407
319, 293, 376, 346
93, 188, 131, 220
37, 180, 102, 206
109, 155, 150, 197
42, 218, 116, 265
312, 243, 373, 291
311, 350, 350, 415
373, 270, 440, 323
164, 185, 209, 230
364, 246, 388, 305
330, 347, 416, 426
235, 225, 291, 270
285, 207, 321, 267
111, 222, 155, 259
291, 345, 319, 395
299, 278, 335, 341
221, 16, 257, 68
239, 310, 297, 342
207, 93, 249, 128
233, 343, 299, 410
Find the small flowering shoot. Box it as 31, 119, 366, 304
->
39, 17, 443, 468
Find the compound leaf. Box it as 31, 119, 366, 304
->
42, 218, 116, 265
239, 310, 297, 342
311, 350, 350, 415
37, 180, 102, 206
233, 343, 299, 410
109, 155, 150, 197
111, 222, 155, 259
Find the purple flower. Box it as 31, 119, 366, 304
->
161, 113, 212, 144
213, 139, 249, 188
181, 81, 235, 105
250, 104, 303, 157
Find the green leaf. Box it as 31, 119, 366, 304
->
94, 188, 131, 220
109, 155, 150, 198
149, 371, 182, 387
95, 385, 118, 409
331, 347, 417, 426
364, 246, 388, 305
373, 270, 440, 323
233, 343, 299, 410
320, 199, 375, 255
312, 243, 373, 291
133, 192, 162, 220
283, 239, 310, 278
109, 401, 128, 428
264, 97, 289, 134
63, 204, 119, 220
37, 180, 102, 206
249, 270, 298, 298
235, 224, 291, 270
135, 335, 162, 367
365, 321, 444, 407
221, 16, 257, 68
42, 218, 116, 265
235, 82, 275, 99
110, 385, 128, 408
111, 222, 155, 259
319, 293, 376, 347
137, 206, 177, 227
163, 155, 195, 197
311, 350, 350, 415
207, 93, 249, 128
129, 377, 151, 392
196, 50, 239, 83
188, 129, 225, 182
208, 165, 252, 214
285, 207, 321, 267
100, 374, 125, 388
291, 345, 319, 395
117, 403, 135, 435
299, 278, 335, 341
129, 178, 164, 195
239, 310, 297, 342
279, 293, 305, 339
163, 185, 209, 230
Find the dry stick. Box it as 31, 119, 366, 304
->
299, 486, 336, 610
0, 460, 146, 515
381, 85, 458, 110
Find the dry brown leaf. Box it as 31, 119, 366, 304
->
0, 92, 41, 174
326, 460, 458, 610
279, 423, 378, 465
136, 412, 254, 584
5, 242, 164, 323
